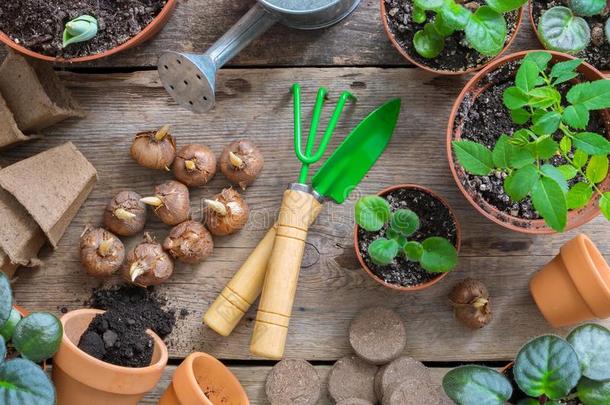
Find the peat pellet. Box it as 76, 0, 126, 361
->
382, 379, 440, 405
349, 307, 406, 364
328, 355, 378, 403
336, 399, 375, 405
374, 356, 431, 400
265, 359, 321, 405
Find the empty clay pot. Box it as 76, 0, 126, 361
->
530, 234, 610, 327
52, 308, 168, 405
159, 352, 249, 405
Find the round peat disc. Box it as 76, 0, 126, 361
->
349, 307, 407, 365
382, 378, 440, 405
374, 356, 431, 400
328, 355, 378, 403
336, 399, 375, 405
265, 359, 321, 405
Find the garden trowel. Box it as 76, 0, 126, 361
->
204, 98, 401, 358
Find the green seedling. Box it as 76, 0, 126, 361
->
355, 195, 458, 272
0, 272, 60, 404
453, 51, 610, 232
443, 323, 610, 405
411, 0, 527, 59
538, 0, 609, 53
63, 15, 98, 48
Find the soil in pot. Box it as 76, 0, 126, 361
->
0, 0, 167, 59
453, 60, 608, 222
383, 0, 520, 72
357, 188, 458, 287
531, 0, 610, 71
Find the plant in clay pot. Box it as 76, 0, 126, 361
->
443, 323, 610, 405
531, 0, 610, 70
449, 50, 610, 233
0, 273, 61, 404
354, 185, 460, 290
381, 0, 525, 73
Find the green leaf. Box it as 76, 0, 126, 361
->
514, 335, 581, 399
413, 23, 446, 59
510, 146, 536, 168
433, 12, 455, 36
600, 192, 610, 220
440, 0, 471, 29
510, 108, 530, 124
404, 241, 424, 261
530, 134, 559, 160
606, 19, 610, 46
503, 86, 529, 109
538, 7, 590, 54
485, 0, 527, 13
567, 182, 593, 209
541, 164, 569, 192
419, 237, 458, 272
557, 164, 578, 180
531, 111, 561, 135
412, 5, 427, 24
13, 313, 63, 363
0, 308, 21, 342
567, 324, 610, 381
562, 104, 589, 129
573, 132, 610, 155
504, 164, 538, 201
516, 60, 540, 93
586, 155, 609, 183
553, 71, 579, 85
355, 196, 391, 232
415, 0, 444, 10
492, 135, 512, 168
452, 140, 494, 175
511, 128, 535, 146
532, 176, 568, 231
63, 15, 98, 48
0, 358, 55, 404
577, 377, 610, 405
560, 136, 572, 154
550, 58, 583, 78
390, 209, 420, 237
0, 273, 11, 327
442, 365, 512, 405
567, 80, 610, 110
523, 51, 553, 71
528, 86, 562, 109
465, 6, 507, 56
574, 149, 589, 168
369, 238, 399, 266
568, 0, 606, 16
516, 399, 540, 405
0, 336, 5, 365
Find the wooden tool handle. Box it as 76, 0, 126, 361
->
250, 188, 322, 359
203, 224, 278, 336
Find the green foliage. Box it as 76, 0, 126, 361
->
442, 365, 512, 404
0, 358, 55, 405
568, 0, 606, 16
0, 309, 21, 341
567, 324, 610, 381
452, 51, 610, 232
410, 0, 526, 59
12, 313, 63, 364
0, 273, 11, 326
355, 195, 458, 273
63, 15, 98, 48
577, 378, 610, 405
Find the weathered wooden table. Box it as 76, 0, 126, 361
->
3, 1, 609, 403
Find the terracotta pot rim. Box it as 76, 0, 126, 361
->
566, 234, 610, 306
380, 0, 524, 75
0, 0, 177, 63
353, 183, 461, 292
446, 49, 610, 234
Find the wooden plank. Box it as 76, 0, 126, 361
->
7, 67, 609, 361
0, 1, 539, 68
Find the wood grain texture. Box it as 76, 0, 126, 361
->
0, 1, 540, 68
6, 67, 609, 362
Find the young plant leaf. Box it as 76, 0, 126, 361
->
63, 15, 98, 48
530, 134, 559, 160
369, 238, 400, 266
12, 313, 63, 363
557, 164, 577, 180
485, 0, 527, 13
550, 58, 582, 78
452, 140, 494, 175
404, 241, 424, 261
510, 108, 530, 124
573, 132, 610, 155
390, 209, 420, 237
433, 12, 456, 36
538, 7, 590, 54
523, 51, 552, 71
509, 146, 536, 168
568, 0, 606, 16
577, 377, 610, 405
504, 164, 538, 201
442, 365, 513, 405
419, 237, 458, 272
531, 176, 568, 231
567, 80, 610, 110
440, 0, 471, 29
0, 308, 21, 342
464, 6, 507, 56
414, 0, 444, 10
600, 192, 610, 220
562, 104, 589, 129
567, 324, 610, 381
515, 60, 540, 93
531, 111, 561, 135
560, 136, 572, 154
355, 196, 392, 232
567, 182, 593, 209
0, 336, 5, 365
541, 164, 569, 192
0, 358, 56, 404
514, 335, 581, 399
573, 149, 589, 168
0, 273, 11, 327
528, 86, 562, 109
412, 5, 427, 24
503, 86, 530, 110
585, 155, 609, 184
492, 135, 513, 168
413, 23, 446, 59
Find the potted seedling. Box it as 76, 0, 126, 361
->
530, 0, 610, 70
381, 0, 526, 74
354, 184, 460, 291
448, 50, 610, 233
0, 273, 61, 404
443, 323, 610, 405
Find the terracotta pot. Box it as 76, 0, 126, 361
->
159, 352, 249, 405
0, 0, 177, 63
380, 0, 524, 75
52, 308, 168, 405
447, 50, 610, 234
530, 234, 610, 327
354, 184, 461, 292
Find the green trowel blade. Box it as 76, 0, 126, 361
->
311, 98, 401, 204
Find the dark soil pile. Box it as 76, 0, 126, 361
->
383, 0, 519, 71
0, 0, 167, 59
532, 0, 610, 70
357, 188, 458, 287
78, 285, 176, 368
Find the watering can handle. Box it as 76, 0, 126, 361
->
250, 187, 322, 359
206, 3, 279, 69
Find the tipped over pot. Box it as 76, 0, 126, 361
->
158, 352, 249, 405
530, 234, 610, 328
52, 309, 168, 405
